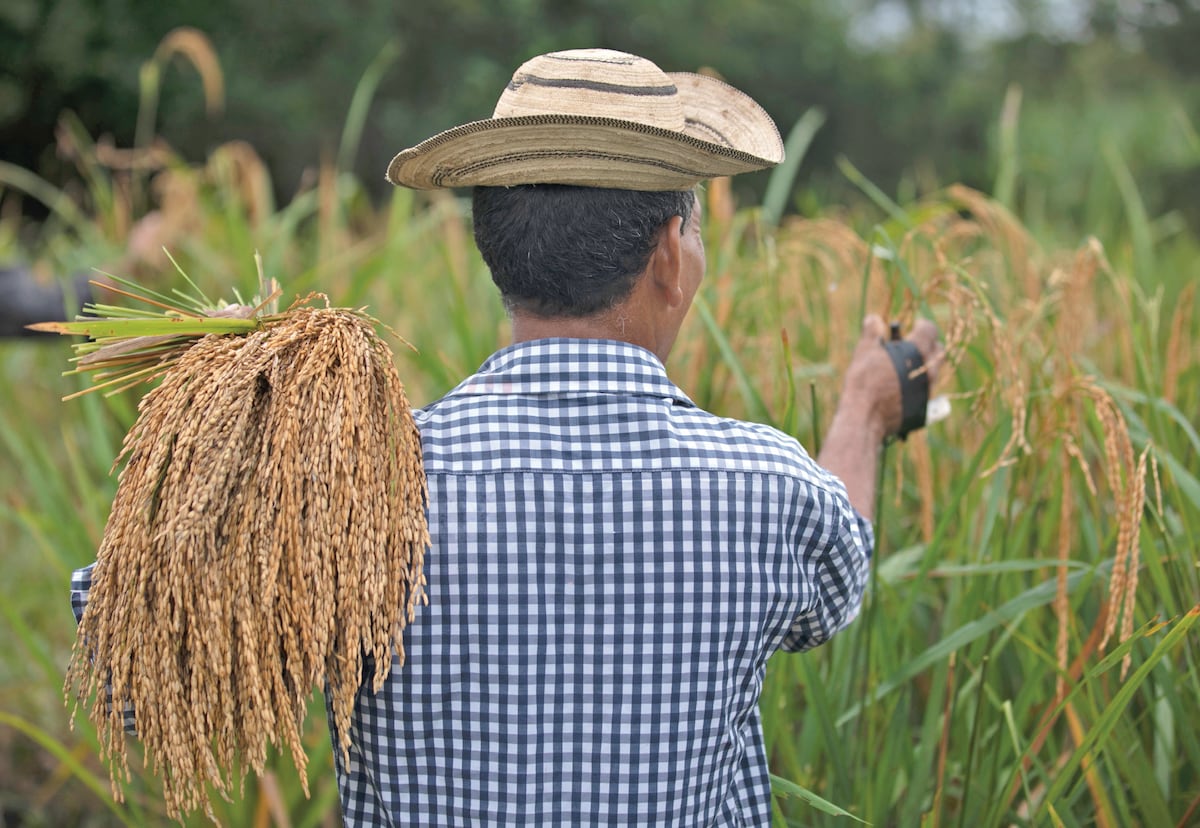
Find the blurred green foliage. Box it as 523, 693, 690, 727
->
2, 0, 1197, 226
1, 4, 1199, 826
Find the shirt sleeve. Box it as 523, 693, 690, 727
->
70, 563, 94, 625
70, 562, 138, 734
778, 481, 874, 653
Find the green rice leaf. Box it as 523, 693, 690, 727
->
770, 773, 869, 823
30, 317, 260, 339
95, 270, 211, 314
692, 294, 772, 425
0, 712, 138, 826
1035, 607, 1200, 821
837, 559, 1111, 727
762, 108, 825, 228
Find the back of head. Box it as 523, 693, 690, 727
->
472, 185, 694, 318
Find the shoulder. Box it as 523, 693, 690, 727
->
671, 406, 821, 476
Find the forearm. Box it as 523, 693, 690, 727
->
816, 315, 942, 521
817, 398, 887, 521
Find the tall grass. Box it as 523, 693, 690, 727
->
1, 58, 1197, 827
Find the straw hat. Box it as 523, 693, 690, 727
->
386, 48, 785, 191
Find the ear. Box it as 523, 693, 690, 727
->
649, 215, 685, 308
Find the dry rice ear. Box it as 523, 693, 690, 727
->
64, 306, 428, 821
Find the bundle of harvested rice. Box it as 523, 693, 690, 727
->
35, 268, 428, 820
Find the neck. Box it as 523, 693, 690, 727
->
510, 304, 663, 360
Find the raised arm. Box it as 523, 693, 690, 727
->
817, 315, 943, 521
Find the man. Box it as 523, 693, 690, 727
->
334, 48, 941, 825
71, 47, 941, 825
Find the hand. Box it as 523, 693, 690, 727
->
837, 315, 944, 442
816, 315, 944, 519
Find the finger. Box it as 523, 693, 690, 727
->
861, 314, 887, 342
907, 318, 945, 384
923, 343, 946, 386
906, 318, 940, 353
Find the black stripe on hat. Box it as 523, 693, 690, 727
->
684, 117, 733, 148
508, 75, 678, 97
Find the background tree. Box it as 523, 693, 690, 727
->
1, 0, 1196, 225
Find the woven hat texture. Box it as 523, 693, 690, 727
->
386, 48, 784, 191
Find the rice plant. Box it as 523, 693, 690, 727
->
0, 58, 1196, 828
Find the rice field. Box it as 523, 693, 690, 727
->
0, 87, 1197, 826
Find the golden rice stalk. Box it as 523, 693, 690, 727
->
63, 303, 428, 820
912, 430, 935, 542
207, 141, 274, 227
946, 183, 1039, 299
1162, 280, 1195, 405
153, 27, 225, 116
706, 175, 735, 235
1116, 445, 1151, 678
1055, 435, 1075, 698
1078, 377, 1142, 658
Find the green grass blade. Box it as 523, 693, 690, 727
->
836, 560, 1110, 727
1102, 139, 1155, 279
162, 249, 217, 307
0, 712, 138, 827
837, 156, 910, 228
877, 555, 1092, 584
762, 108, 826, 228
1036, 608, 1200, 821
0, 590, 61, 683
770, 773, 869, 823
0, 160, 93, 236
692, 294, 772, 425
993, 84, 1022, 208
337, 39, 401, 175
92, 270, 211, 315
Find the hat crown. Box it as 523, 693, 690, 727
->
387, 47, 783, 191
493, 49, 686, 132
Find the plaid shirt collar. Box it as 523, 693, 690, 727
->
442, 337, 698, 407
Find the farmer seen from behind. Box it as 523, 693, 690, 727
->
72, 47, 944, 826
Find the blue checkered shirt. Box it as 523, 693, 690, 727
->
70, 338, 872, 826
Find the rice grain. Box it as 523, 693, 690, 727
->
64, 306, 428, 820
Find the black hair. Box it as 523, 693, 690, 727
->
471, 184, 695, 318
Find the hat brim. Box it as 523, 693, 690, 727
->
386, 72, 784, 191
